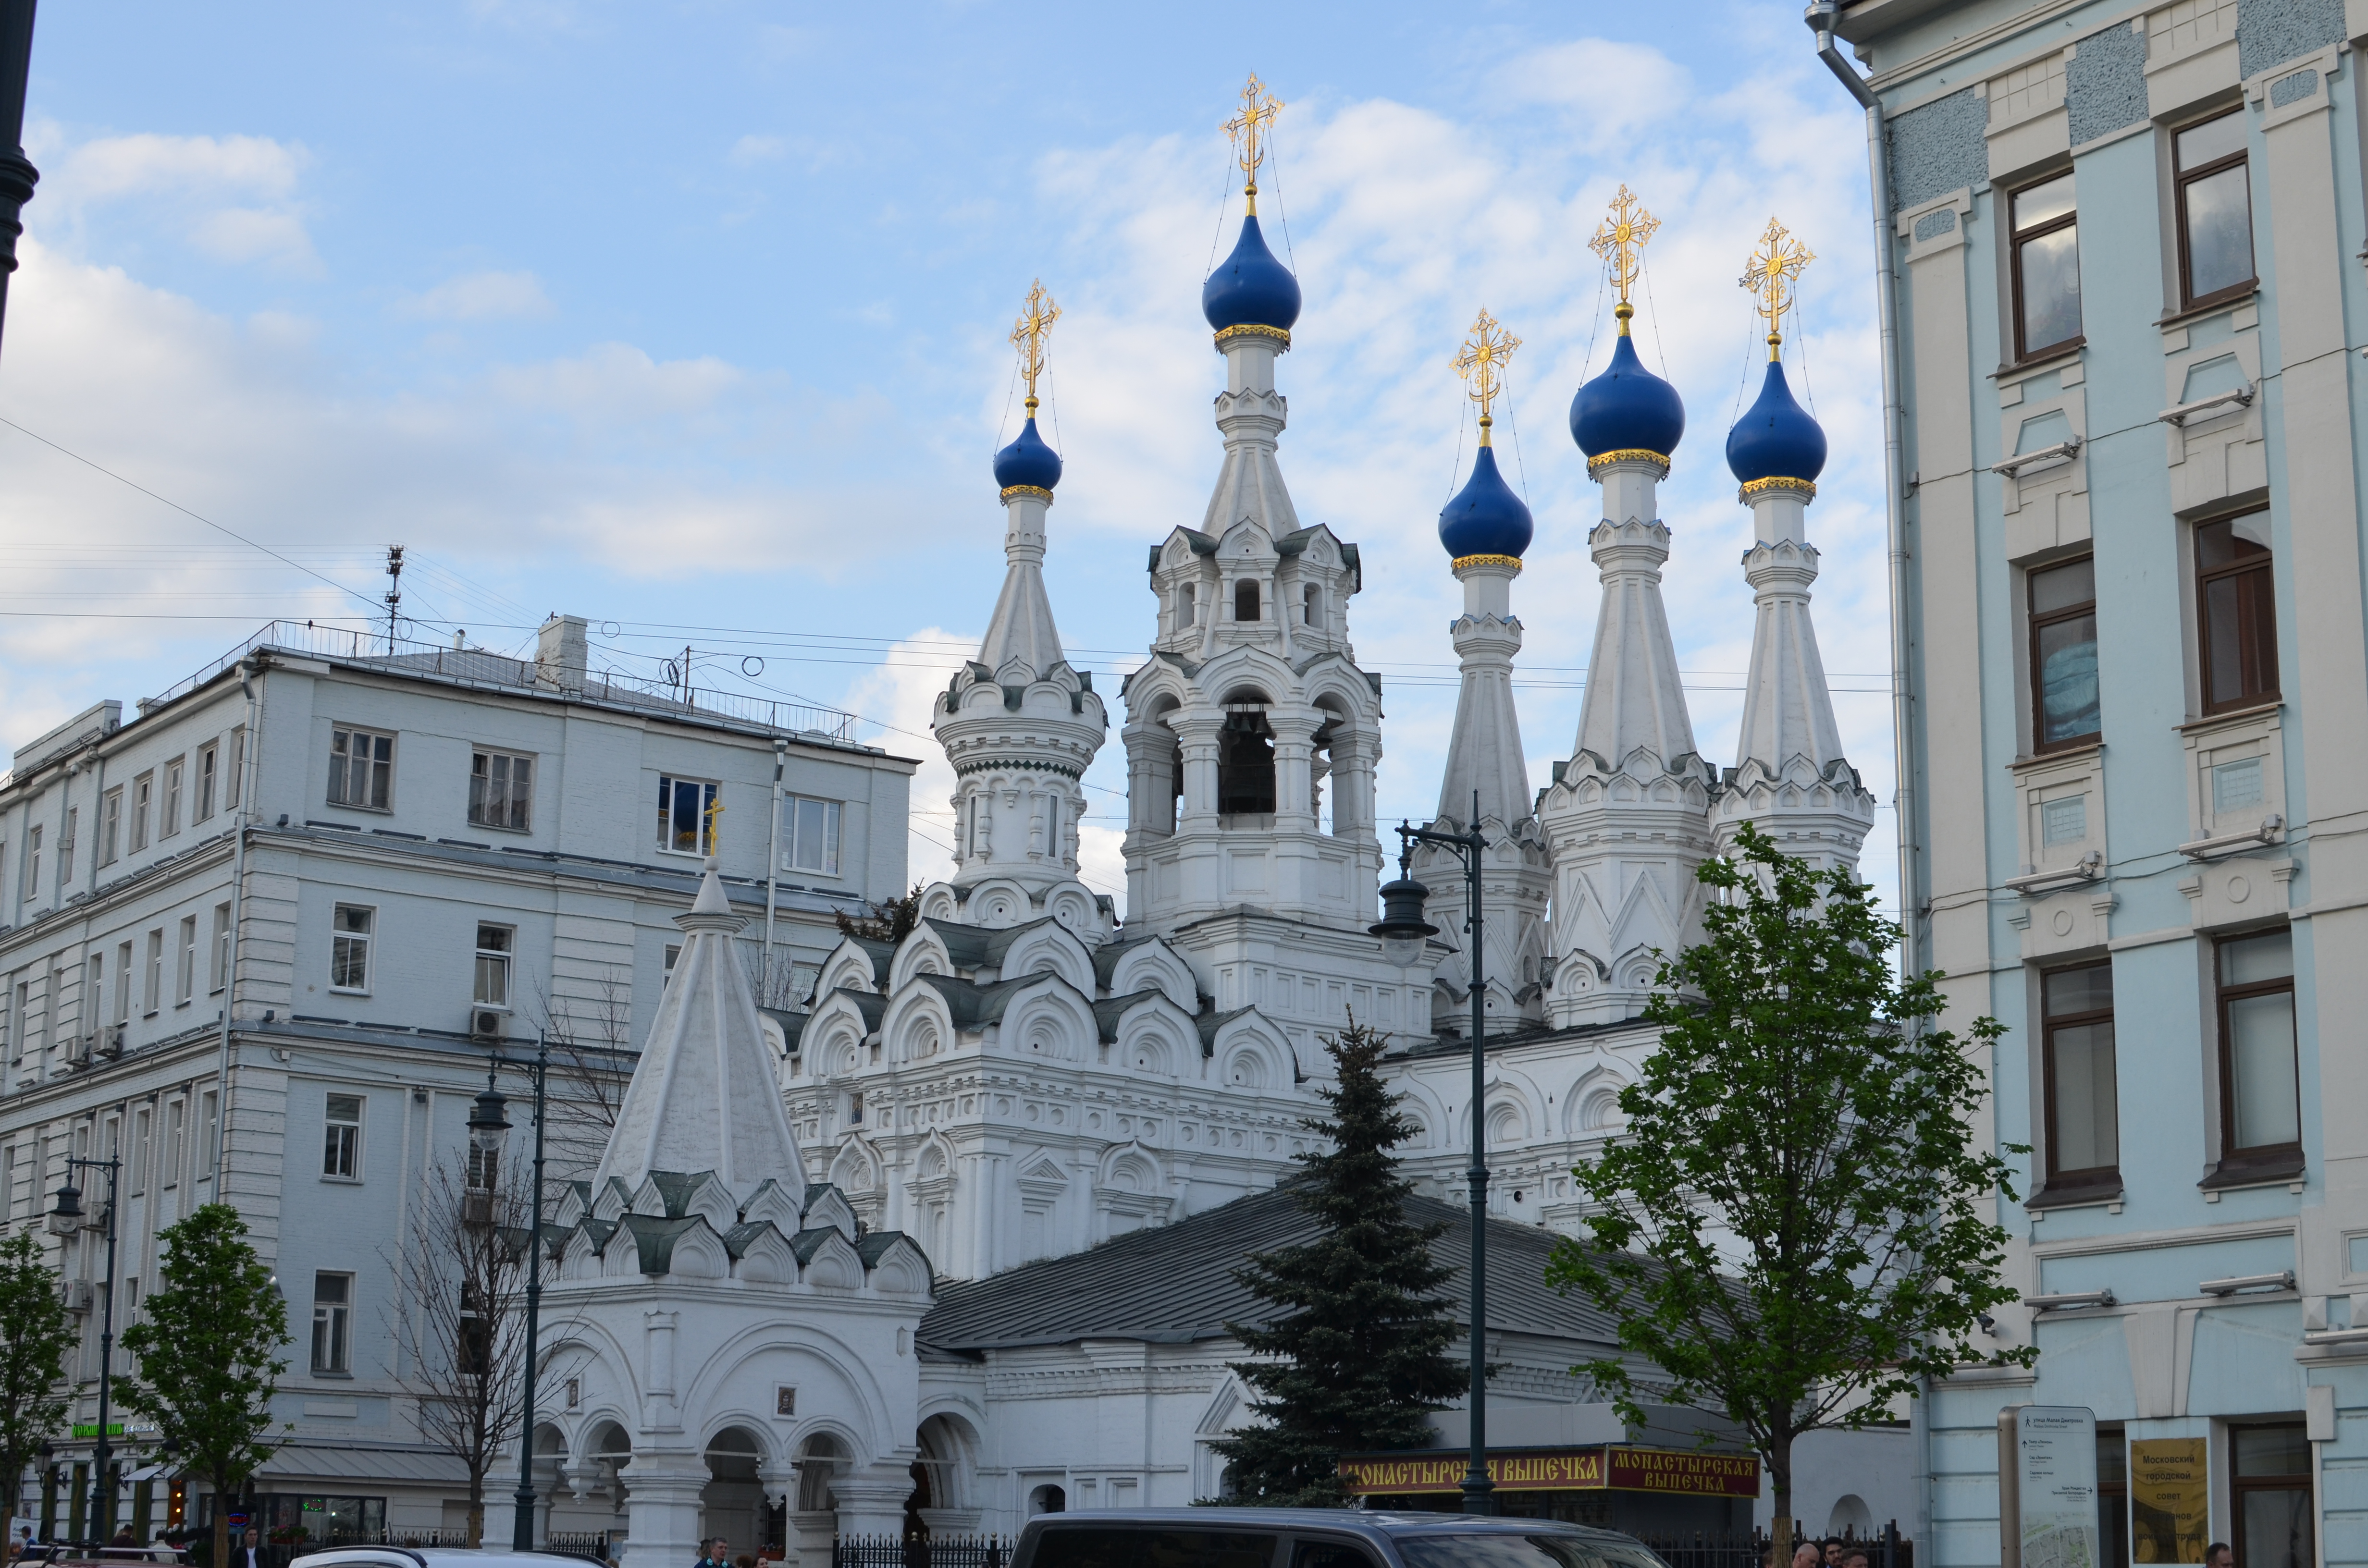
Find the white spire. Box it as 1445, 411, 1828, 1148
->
1537, 454, 1716, 1027
1711, 481, 1875, 869
592, 862, 808, 1202
1414, 556, 1550, 1029
975, 489, 1067, 675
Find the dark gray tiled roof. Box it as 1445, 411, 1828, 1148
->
919, 1182, 1626, 1354
1091, 988, 1170, 1042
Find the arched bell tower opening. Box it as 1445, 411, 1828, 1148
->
1217, 688, 1276, 819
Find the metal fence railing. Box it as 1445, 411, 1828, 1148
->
834, 1536, 1013, 1568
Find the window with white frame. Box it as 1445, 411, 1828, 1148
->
327, 727, 395, 811
143, 929, 164, 1015
311, 1272, 353, 1373
176, 915, 197, 1005
129, 1106, 151, 1195
225, 727, 246, 810
656, 776, 719, 855
130, 773, 152, 852
330, 905, 374, 993
211, 903, 232, 993
85, 953, 102, 1038
112, 941, 131, 1025
199, 1090, 219, 1178
162, 757, 185, 838
18, 824, 38, 904
99, 787, 122, 868
469, 750, 533, 833
197, 743, 218, 822
56, 809, 74, 895
164, 1099, 184, 1189
323, 1093, 361, 1179
473, 923, 513, 1009
784, 796, 842, 876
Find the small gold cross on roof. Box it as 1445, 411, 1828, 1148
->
1740, 216, 1815, 360
1223, 74, 1285, 209
1009, 280, 1061, 410
1450, 308, 1522, 444
1588, 185, 1661, 331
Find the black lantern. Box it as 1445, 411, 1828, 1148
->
467, 1077, 511, 1156
46, 1180, 82, 1237
1369, 875, 1438, 968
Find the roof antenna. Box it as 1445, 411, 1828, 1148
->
383, 544, 405, 654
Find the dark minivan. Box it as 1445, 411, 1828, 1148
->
1013, 1508, 1679, 1568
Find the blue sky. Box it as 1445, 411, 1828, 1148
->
0, 0, 1895, 914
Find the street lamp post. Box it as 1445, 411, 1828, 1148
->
1369, 790, 1494, 1516
49, 1154, 123, 1544
468, 1037, 552, 1553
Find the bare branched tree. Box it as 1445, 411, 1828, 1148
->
389, 1156, 533, 1548
530, 969, 641, 1179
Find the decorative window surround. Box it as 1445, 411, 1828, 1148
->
1987, 49, 2071, 176
2162, 309, 2265, 511
2180, 703, 2285, 855
1998, 374, 2090, 559
2012, 743, 2109, 885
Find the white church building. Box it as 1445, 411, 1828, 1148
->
512, 148, 1899, 1559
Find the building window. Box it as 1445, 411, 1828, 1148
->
327, 727, 395, 811
99, 788, 121, 868
656, 776, 718, 855
310, 1273, 353, 1373
85, 953, 103, 1042
2198, 510, 2277, 714
2175, 109, 2253, 310
469, 751, 533, 833
330, 905, 374, 993
56, 809, 74, 894
2040, 961, 2119, 1188
2029, 556, 2100, 751
785, 796, 842, 876
176, 915, 197, 1005
210, 903, 232, 994
2010, 172, 2082, 360
199, 1090, 219, 1178
129, 1107, 150, 1196
163, 1100, 185, 1190
663, 943, 681, 990
113, 941, 131, 1025
458, 1284, 492, 1377
143, 930, 164, 1015
1176, 582, 1196, 629
1303, 584, 1320, 625
130, 773, 153, 853
197, 744, 218, 822
161, 757, 184, 838
2230, 1424, 2311, 1568
2217, 928, 2299, 1163
473, 923, 513, 1009
18, 824, 38, 904
1233, 579, 1261, 622
322, 1093, 361, 1180
225, 727, 246, 810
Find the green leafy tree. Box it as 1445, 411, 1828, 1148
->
117, 1205, 289, 1568
836, 884, 924, 947
0, 1230, 74, 1553
1213, 1021, 1465, 1506
1547, 822, 2035, 1526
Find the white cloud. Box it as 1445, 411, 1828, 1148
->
397, 270, 556, 322
729, 134, 790, 168
842, 632, 962, 892
45, 131, 321, 274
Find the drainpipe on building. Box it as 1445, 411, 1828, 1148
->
211, 657, 264, 1181
1806, 0, 1922, 980
764, 737, 787, 1005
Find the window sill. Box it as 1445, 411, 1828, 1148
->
321, 803, 393, 817
2199, 1153, 2304, 1194
308, 1368, 356, 1380
2010, 740, 2106, 772
2180, 700, 2283, 735
2158, 287, 2259, 331
320, 1175, 362, 1186
465, 821, 534, 837
1994, 338, 2087, 381
2027, 1177, 2124, 1212
327, 990, 371, 1000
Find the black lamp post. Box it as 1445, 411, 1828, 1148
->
49, 1153, 123, 1544
1369, 790, 1494, 1516
469, 1039, 552, 1552
0, 0, 40, 360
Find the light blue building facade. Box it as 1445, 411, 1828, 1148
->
1820, 1, 2368, 1567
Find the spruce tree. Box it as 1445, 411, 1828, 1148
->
1214, 1021, 1464, 1506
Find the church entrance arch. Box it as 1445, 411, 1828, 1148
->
701, 1425, 769, 1555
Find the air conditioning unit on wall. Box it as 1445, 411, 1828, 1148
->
60, 1279, 95, 1312
469, 1008, 504, 1041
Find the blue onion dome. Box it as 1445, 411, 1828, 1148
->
993, 412, 1062, 495
1725, 359, 1827, 486
1568, 331, 1686, 463
1202, 214, 1303, 335
1438, 444, 1534, 562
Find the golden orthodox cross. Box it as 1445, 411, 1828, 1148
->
1222, 74, 1285, 211
1588, 185, 1661, 332
1450, 308, 1522, 445
1740, 216, 1815, 359
703, 796, 725, 856
1009, 279, 1061, 412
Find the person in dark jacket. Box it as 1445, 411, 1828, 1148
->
224, 1528, 265, 1568
693, 1537, 730, 1568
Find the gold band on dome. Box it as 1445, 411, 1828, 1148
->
1213, 323, 1292, 351
1738, 476, 1816, 502
1451, 554, 1524, 573
999, 484, 1055, 505
1586, 448, 1671, 478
